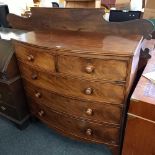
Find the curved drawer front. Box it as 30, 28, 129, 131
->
14, 42, 55, 72
30, 102, 120, 145
24, 82, 123, 125
19, 63, 125, 104
58, 55, 127, 81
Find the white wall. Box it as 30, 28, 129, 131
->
130, 0, 143, 11
0, 0, 34, 15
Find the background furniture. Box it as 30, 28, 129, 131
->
52, 2, 59, 7
64, 0, 101, 8
109, 10, 141, 22
144, 0, 155, 19
122, 40, 155, 155
0, 28, 29, 129
101, 0, 116, 8
0, 4, 10, 28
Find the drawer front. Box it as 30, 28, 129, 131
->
30, 102, 120, 145
14, 42, 55, 72
24, 82, 123, 125
20, 63, 125, 104
0, 102, 19, 120
0, 79, 25, 108
0, 84, 11, 104
58, 55, 127, 81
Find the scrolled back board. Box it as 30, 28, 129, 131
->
7, 8, 154, 39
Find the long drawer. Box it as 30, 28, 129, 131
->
19, 63, 125, 104
58, 55, 128, 81
24, 81, 123, 125
14, 42, 55, 72
29, 102, 120, 145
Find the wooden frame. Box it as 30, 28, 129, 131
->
7, 8, 154, 39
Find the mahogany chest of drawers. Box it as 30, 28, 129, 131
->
12, 28, 143, 154
0, 28, 29, 129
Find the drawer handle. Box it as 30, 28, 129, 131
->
35, 92, 41, 98
31, 74, 38, 80
27, 55, 34, 61
84, 88, 93, 95
38, 110, 45, 117
86, 108, 93, 116
85, 65, 94, 74
86, 128, 92, 136
0, 106, 6, 111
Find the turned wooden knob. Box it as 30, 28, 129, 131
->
27, 55, 34, 61
38, 110, 44, 117
86, 128, 92, 136
86, 108, 93, 116
84, 88, 93, 95
0, 106, 6, 111
31, 73, 38, 80
85, 65, 94, 73
35, 92, 41, 98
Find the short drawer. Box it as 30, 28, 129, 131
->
58, 55, 128, 81
0, 78, 26, 108
0, 85, 12, 105
30, 102, 120, 145
24, 83, 123, 125
20, 63, 125, 104
0, 102, 19, 120
14, 42, 55, 72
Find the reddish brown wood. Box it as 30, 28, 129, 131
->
18, 62, 125, 104
122, 41, 155, 155
129, 50, 155, 121
12, 31, 142, 57
58, 54, 128, 81
9, 8, 147, 154
14, 42, 55, 72
24, 81, 123, 125
7, 8, 154, 39
122, 116, 155, 155
29, 101, 120, 145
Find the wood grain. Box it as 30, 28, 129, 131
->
12, 31, 142, 57
14, 42, 55, 72
7, 8, 154, 39
29, 101, 120, 145
19, 63, 125, 104
122, 41, 155, 155
58, 54, 128, 81
122, 116, 155, 155
24, 81, 123, 125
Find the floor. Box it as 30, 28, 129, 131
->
0, 117, 112, 155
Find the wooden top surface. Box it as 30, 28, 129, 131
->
13, 30, 142, 57
131, 49, 155, 104
129, 39, 155, 121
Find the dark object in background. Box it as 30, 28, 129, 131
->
0, 33, 30, 129
0, 4, 10, 28
109, 10, 141, 22
52, 2, 59, 8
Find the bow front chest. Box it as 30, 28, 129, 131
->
12, 30, 142, 154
